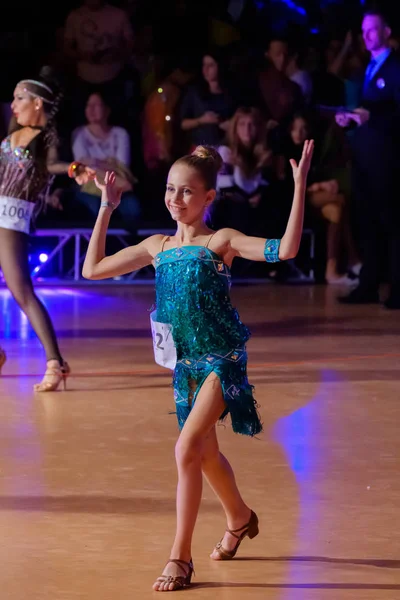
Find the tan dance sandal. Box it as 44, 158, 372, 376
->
33, 361, 71, 392
0, 348, 6, 374
154, 559, 194, 591
213, 510, 259, 560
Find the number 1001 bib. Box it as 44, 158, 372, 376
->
0, 196, 34, 234
150, 309, 177, 370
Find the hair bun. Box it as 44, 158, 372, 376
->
39, 65, 64, 93
191, 145, 223, 172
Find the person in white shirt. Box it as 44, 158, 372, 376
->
72, 92, 140, 231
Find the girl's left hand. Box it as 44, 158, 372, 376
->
75, 165, 96, 185
290, 139, 314, 185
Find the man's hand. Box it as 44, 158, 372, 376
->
350, 107, 371, 126
335, 112, 352, 127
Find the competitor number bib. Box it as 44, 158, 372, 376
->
0, 196, 34, 234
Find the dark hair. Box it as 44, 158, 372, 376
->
86, 89, 111, 108
289, 110, 314, 132
174, 145, 223, 190
39, 67, 63, 147
265, 37, 289, 53
198, 48, 230, 95
363, 8, 390, 28
24, 66, 63, 116
13, 66, 63, 147
287, 36, 308, 67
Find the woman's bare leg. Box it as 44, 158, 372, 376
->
309, 192, 345, 281
0, 229, 63, 362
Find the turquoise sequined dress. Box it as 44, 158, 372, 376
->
154, 239, 281, 437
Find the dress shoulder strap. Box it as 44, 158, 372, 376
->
205, 231, 217, 248
160, 235, 170, 253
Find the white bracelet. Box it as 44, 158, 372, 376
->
100, 201, 114, 210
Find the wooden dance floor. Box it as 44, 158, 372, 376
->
1, 283, 400, 599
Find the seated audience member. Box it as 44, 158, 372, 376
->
179, 49, 237, 150
212, 106, 274, 235
286, 41, 313, 105
211, 106, 305, 280
72, 92, 140, 231
278, 112, 360, 284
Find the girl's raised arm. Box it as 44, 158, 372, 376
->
227, 140, 314, 262
82, 171, 161, 280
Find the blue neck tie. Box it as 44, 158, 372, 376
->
363, 59, 376, 94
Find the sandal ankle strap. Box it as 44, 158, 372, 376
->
227, 510, 255, 535
167, 559, 194, 574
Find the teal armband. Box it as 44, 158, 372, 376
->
264, 239, 281, 262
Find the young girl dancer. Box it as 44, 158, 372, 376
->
0, 70, 93, 390
82, 140, 314, 591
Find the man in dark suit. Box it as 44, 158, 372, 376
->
336, 9, 400, 309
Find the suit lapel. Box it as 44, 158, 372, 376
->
368, 51, 392, 89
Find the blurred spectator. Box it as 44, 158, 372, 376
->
142, 63, 193, 171
63, 0, 134, 123
211, 106, 274, 235
327, 30, 367, 108
179, 49, 237, 150
71, 92, 140, 232
286, 42, 313, 105
212, 105, 307, 280
258, 38, 304, 124
336, 10, 400, 308
304, 37, 345, 107
278, 112, 360, 284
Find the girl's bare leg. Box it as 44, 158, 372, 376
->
201, 427, 252, 559
153, 372, 227, 592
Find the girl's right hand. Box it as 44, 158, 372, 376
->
94, 171, 123, 210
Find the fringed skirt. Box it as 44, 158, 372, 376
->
172, 347, 262, 436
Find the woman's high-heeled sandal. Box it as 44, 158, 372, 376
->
33, 361, 71, 392
154, 559, 194, 591
213, 510, 259, 560
0, 348, 6, 375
